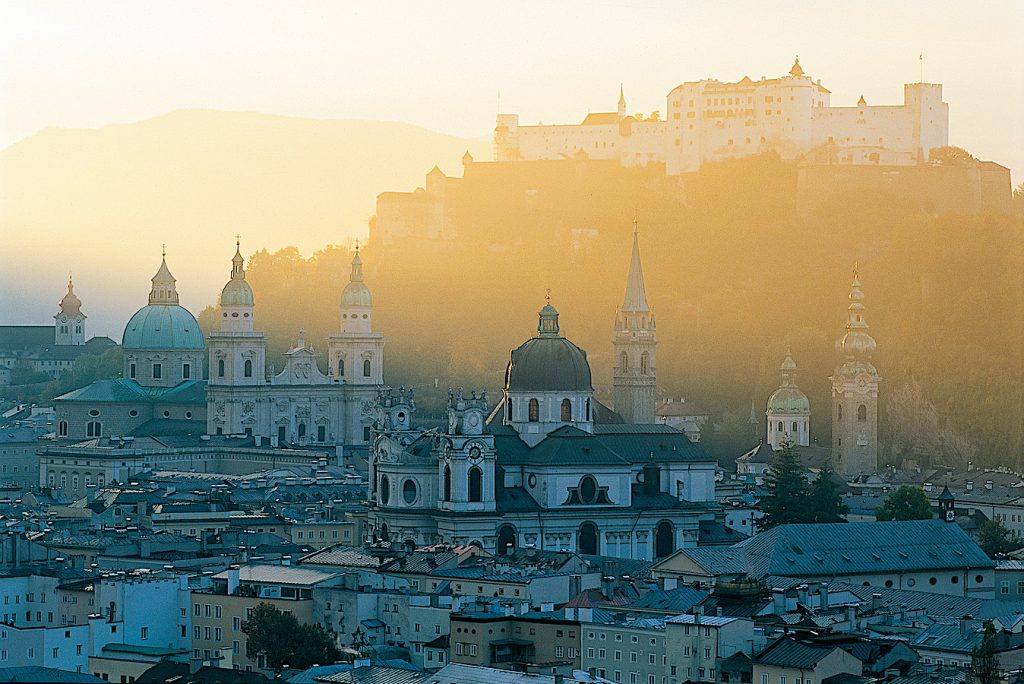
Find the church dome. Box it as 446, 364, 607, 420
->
59, 277, 82, 316
220, 278, 254, 307
341, 249, 372, 307
505, 301, 592, 392
766, 386, 810, 415
123, 305, 204, 350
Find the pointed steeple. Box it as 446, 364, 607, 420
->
349, 242, 364, 283
618, 84, 627, 118
622, 221, 650, 313
231, 235, 244, 279
149, 247, 179, 305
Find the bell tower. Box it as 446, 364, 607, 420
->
328, 244, 385, 385
831, 266, 880, 475
54, 275, 86, 346
612, 223, 657, 423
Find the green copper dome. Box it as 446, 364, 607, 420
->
766, 386, 810, 415
123, 304, 204, 350
220, 278, 254, 307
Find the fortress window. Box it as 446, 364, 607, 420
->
244, 360, 252, 378
858, 404, 867, 422
468, 467, 483, 503
528, 399, 540, 422
620, 352, 628, 372
561, 399, 572, 422
363, 359, 371, 377
217, 360, 225, 378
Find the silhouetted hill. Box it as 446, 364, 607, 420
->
0, 109, 489, 336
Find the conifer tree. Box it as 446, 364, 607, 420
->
756, 441, 809, 530
808, 469, 848, 523
968, 622, 1000, 684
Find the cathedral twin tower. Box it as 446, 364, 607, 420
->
612, 226, 658, 424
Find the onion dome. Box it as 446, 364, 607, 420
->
341, 245, 372, 308
766, 350, 810, 415
505, 299, 593, 392
59, 276, 82, 316
123, 251, 204, 350
220, 240, 254, 307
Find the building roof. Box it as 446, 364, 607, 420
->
316, 665, 431, 684
665, 614, 742, 627
213, 563, 338, 586
505, 333, 592, 392
754, 637, 848, 669
55, 378, 206, 405
629, 586, 709, 613
0, 667, 104, 683
300, 545, 398, 570
0, 326, 55, 351
581, 112, 619, 126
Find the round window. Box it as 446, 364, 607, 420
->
380, 475, 390, 505
976, 574, 984, 584
128, 410, 139, 418
906, 578, 916, 587
163, 411, 170, 418
88, 409, 100, 417
222, 312, 228, 318
342, 314, 347, 319
403, 479, 417, 504
231, 312, 239, 317
929, 577, 937, 585
884, 580, 893, 588
528, 474, 537, 488
951, 576, 959, 584
243, 313, 249, 317
362, 314, 368, 319
580, 476, 598, 504
469, 447, 481, 459
185, 411, 193, 419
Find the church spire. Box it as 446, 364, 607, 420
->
149, 247, 179, 305
622, 221, 650, 313
349, 241, 364, 283
231, 235, 244, 279
836, 264, 877, 357
59, 274, 82, 317
618, 84, 627, 118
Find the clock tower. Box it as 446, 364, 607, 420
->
54, 276, 86, 346
938, 485, 955, 522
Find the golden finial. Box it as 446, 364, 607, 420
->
354, 239, 361, 254
235, 233, 241, 248
633, 215, 638, 235
545, 288, 551, 305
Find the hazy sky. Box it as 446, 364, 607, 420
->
1, 0, 1022, 180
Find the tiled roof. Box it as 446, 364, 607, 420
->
755, 637, 845, 668
630, 587, 709, 613
316, 665, 432, 684
0, 666, 104, 682
665, 614, 741, 627
300, 545, 397, 569
911, 620, 984, 654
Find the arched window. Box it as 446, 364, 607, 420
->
217, 359, 225, 378
506, 400, 513, 421
403, 479, 417, 504
655, 521, 675, 559
561, 399, 572, 422
277, 425, 286, 443
244, 359, 252, 377
496, 525, 517, 555
777, 421, 783, 433
298, 423, 306, 439
443, 465, 451, 502
837, 404, 843, 420
379, 523, 389, 542
363, 359, 371, 377
641, 352, 649, 375
858, 404, 867, 422
87, 421, 102, 437
338, 359, 345, 377
380, 475, 390, 505
578, 522, 599, 555
528, 399, 539, 422
792, 421, 798, 433
468, 467, 482, 503
586, 398, 591, 421
620, 352, 628, 372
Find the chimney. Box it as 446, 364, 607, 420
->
871, 593, 883, 610
602, 576, 615, 600
960, 615, 974, 634
846, 604, 857, 625
554, 672, 564, 684
819, 585, 829, 611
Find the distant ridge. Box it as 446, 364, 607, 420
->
0, 109, 490, 336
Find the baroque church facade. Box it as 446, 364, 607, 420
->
367, 234, 720, 560
206, 242, 384, 447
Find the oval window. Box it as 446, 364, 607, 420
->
128, 410, 139, 418
580, 476, 598, 504
88, 409, 100, 417
528, 474, 537, 488
380, 475, 390, 505
403, 479, 417, 504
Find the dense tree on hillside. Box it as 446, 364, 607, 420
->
875, 486, 933, 521
978, 519, 1021, 559
199, 156, 1023, 467
929, 145, 975, 164
757, 443, 809, 530
241, 602, 340, 672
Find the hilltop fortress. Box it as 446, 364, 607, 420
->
495, 58, 948, 174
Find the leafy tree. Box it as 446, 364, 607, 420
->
808, 469, 848, 523
978, 519, 1021, 559
756, 442, 809, 530
968, 621, 1000, 684
10, 360, 49, 386
929, 145, 975, 164
875, 485, 933, 521
241, 602, 341, 672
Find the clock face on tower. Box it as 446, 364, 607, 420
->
945, 509, 955, 521
58, 314, 67, 323
468, 446, 481, 461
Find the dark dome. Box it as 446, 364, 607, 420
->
505, 336, 593, 392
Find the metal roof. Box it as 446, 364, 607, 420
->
213, 563, 337, 586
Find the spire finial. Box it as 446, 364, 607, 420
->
161, 243, 166, 258
235, 233, 241, 248
854, 261, 860, 279
298, 328, 306, 348
545, 288, 551, 305
354, 239, 361, 255
633, 215, 638, 236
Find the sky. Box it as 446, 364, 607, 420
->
1, 0, 1021, 177
0, 0, 1022, 338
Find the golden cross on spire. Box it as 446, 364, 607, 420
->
545, 288, 551, 304
235, 233, 241, 247
161, 243, 166, 258
633, 215, 638, 235
353, 239, 361, 254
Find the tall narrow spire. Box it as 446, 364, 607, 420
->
231, 235, 244, 279
622, 227, 650, 313
349, 241, 364, 283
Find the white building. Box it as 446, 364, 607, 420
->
203, 241, 385, 449
496, 59, 949, 174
